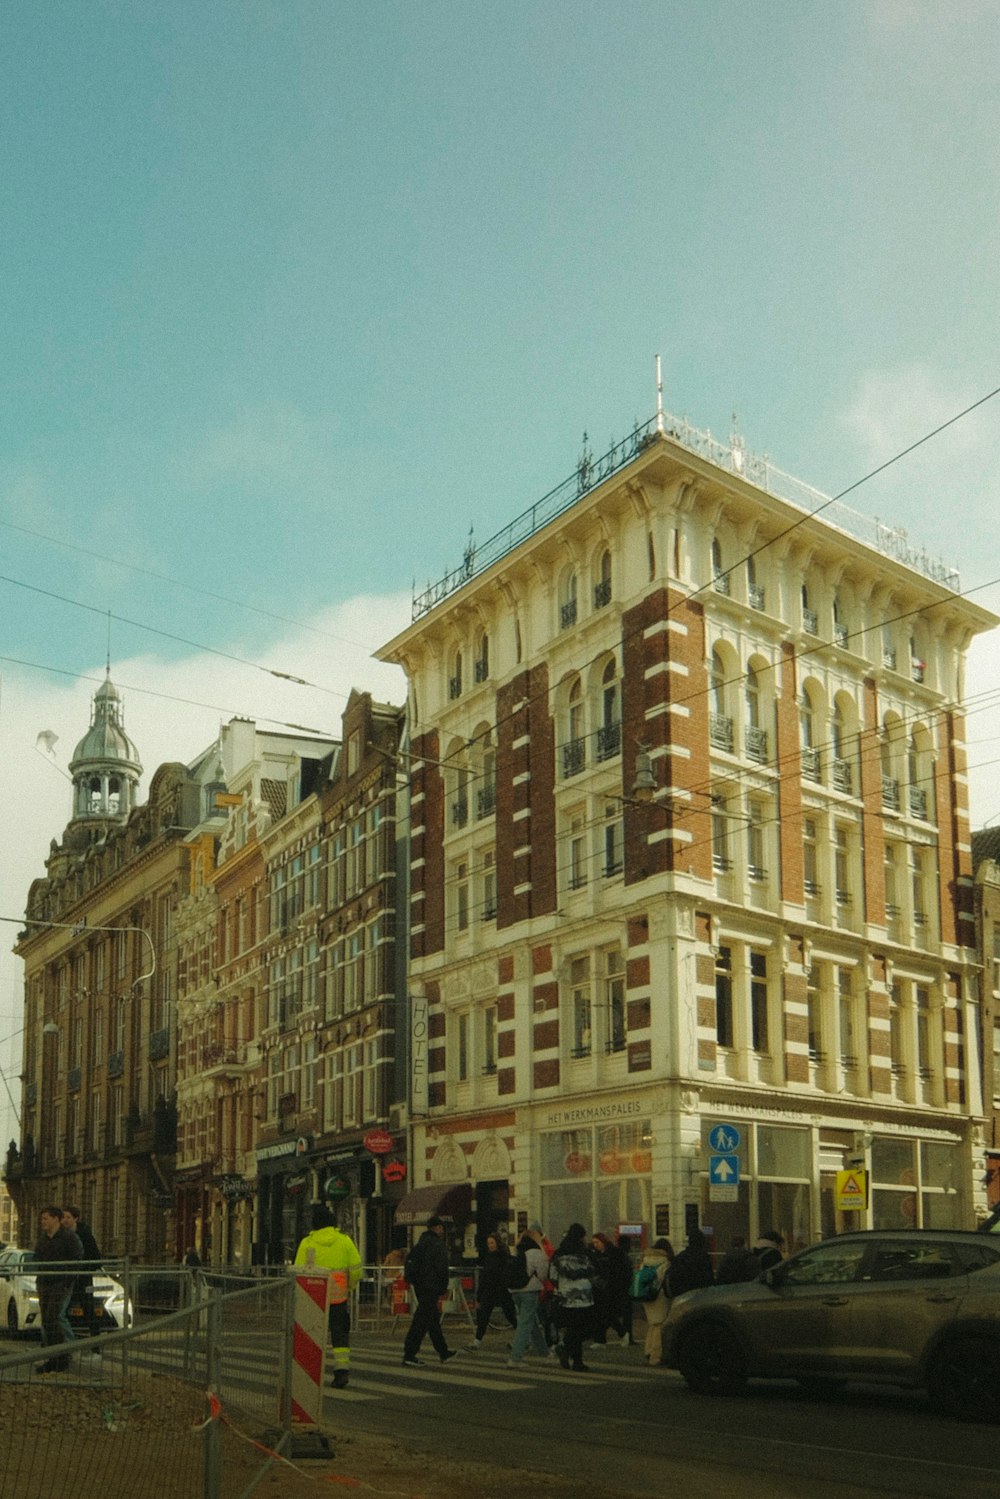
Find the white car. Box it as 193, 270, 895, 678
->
0, 1247, 130, 1337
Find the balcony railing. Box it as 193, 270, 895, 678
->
560, 598, 578, 629
149, 1027, 170, 1062
562, 738, 586, 778
832, 758, 853, 794
748, 584, 766, 611
451, 797, 468, 827
709, 713, 734, 752
882, 776, 900, 811
882, 646, 897, 670
803, 879, 820, 897
802, 746, 821, 781
712, 854, 732, 873
107, 1050, 125, 1079
745, 726, 769, 763
748, 864, 768, 882
834, 623, 849, 648
68, 1067, 82, 1092
713, 572, 730, 596
474, 657, 489, 683
911, 659, 926, 684
802, 607, 818, 635
596, 722, 621, 761
476, 782, 496, 818
909, 786, 928, 819
448, 675, 462, 700
593, 578, 611, 609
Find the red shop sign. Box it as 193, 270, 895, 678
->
364, 1128, 394, 1155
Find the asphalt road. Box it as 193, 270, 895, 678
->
327, 1332, 998, 1499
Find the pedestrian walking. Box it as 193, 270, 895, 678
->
34, 1204, 82, 1372
507, 1222, 552, 1365
61, 1205, 101, 1336
549, 1222, 596, 1372
294, 1203, 363, 1389
589, 1231, 632, 1345
470, 1232, 516, 1349
401, 1215, 459, 1368
633, 1237, 673, 1364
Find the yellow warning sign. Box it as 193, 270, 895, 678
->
835, 1169, 869, 1212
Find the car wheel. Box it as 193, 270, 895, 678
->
927, 1336, 1000, 1423
676, 1322, 747, 1396
6, 1299, 19, 1337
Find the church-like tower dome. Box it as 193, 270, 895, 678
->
67, 674, 143, 826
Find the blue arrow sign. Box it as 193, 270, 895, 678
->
708, 1123, 741, 1153
709, 1153, 740, 1186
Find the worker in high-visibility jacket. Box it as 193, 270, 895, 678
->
294, 1203, 363, 1388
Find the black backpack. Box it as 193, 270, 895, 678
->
506, 1240, 530, 1290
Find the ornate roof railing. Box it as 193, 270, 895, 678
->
411, 410, 960, 621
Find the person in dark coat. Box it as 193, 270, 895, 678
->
471, 1232, 516, 1348
752, 1229, 785, 1272
62, 1205, 101, 1335
35, 1205, 83, 1371
589, 1231, 633, 1344
401, 1215, 459, 1367
667, 1227, 715, 1297
715, 1235, 761, 1285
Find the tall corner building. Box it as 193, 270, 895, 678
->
379, 413, 997, 1253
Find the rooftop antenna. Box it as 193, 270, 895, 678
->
106, 609, 112, 675
655, 355, 665, 435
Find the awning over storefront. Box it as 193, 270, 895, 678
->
393, 1181, 473, 1225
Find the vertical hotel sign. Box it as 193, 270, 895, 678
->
411, 994, 429, 1115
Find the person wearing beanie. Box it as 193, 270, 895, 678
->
294, 1203, 363, 1388
666, 1226, 715, 1298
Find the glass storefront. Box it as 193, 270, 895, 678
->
540, 1119, 653, 1239
699, 1120, 812, 1256
870, 1135, 961, 1229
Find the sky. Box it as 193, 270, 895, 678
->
2, 1, 1000, 1145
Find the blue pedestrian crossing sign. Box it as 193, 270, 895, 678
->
708, 1123, 741, 1153
709, 1154, 740, 1186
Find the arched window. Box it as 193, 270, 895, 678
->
594, 549, 612, 609
449, 650, 463, 700
747, 555, 765, 611
597, 661, 621, 761
833, 591, 848, 647
800, 686, 821, 781
831, 698, 856, 794
708, 648, 733, 752
475, 729, 496, 819
560, 570, 578, 630
711, 538, 729, 594
562, 679, 586, 778
801, 582, 818, 634
744, 663, 768, 762
474, 632, 489, 683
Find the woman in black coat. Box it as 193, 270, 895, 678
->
667, 1228, 715, 1297
471, 1232, 517, 1346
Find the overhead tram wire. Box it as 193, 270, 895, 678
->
0, 571, 350, 702
405, 381, 1000, 779
0, 652, 334, 738
0, 513, 377, 652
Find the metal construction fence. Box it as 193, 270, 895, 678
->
0, 1271, 295, 1499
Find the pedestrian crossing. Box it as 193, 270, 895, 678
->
326, 1334, 654, 1404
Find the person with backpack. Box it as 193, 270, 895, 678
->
508, 1222, 552, 1365
469, 1232, 517, 1349
632, 1237, 674, 1364
401, 1215, 459, 1368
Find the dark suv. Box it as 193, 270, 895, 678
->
661, 1229, 1000, 1420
